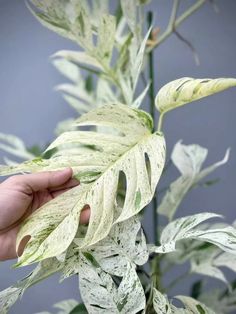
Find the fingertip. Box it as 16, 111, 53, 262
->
80, 205, 90, 225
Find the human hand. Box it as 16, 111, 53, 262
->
0, 168, 90, 261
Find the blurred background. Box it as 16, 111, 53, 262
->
0, 0, 236, 313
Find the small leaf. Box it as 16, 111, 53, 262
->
0, 258, 61, 313
151, 212, 236, 255
155, 77, 236, 114
120, 0, 137, 34
153, 288, 172, 314
96, 14, 116, 66
158, 141, 229, 220
0, 133, 35, 161
53, 50, 104, 71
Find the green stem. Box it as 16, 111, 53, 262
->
147, 11, 159, 247
147, 0, 206, 52
147, 11, 156, 121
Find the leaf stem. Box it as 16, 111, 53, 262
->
157, 113, 165, 133
147, 0, 206, 52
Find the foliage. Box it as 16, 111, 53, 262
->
1, 1, 236, 313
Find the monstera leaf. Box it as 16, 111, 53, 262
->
155, 77, 236, 114
0, 104, 165, 266
79, 256, 146, 314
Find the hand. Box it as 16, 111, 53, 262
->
0, 168, 90, 261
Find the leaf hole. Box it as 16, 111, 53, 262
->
116, 171, 127, 211
144, 153, 152, 188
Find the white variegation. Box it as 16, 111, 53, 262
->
151, 213, 236, 255
153, 288, 173, 314
0, 105, 165, 266
79, 255, 146, 314
190, 246, 229, 285
175, 295, 216, 314
77, 216, 149, 276
158, 141, 229, 220
153, 289, 215, 313
155, 77, 236, 114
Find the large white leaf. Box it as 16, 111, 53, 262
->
151, 213, 236, 255
0, 104, 165, 266
155, 77, 236, 114
79, 256, 146, 314
158, 141, 229, 220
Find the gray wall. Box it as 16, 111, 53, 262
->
0, 1, 236, 313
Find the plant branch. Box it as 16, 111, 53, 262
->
148, 0, 206, 52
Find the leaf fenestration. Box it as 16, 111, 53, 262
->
0, 104, 165, 266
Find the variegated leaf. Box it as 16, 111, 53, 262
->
79, 255, 146, 314
153, 288, 173, 314
0, 104, 165, 266
158, 141, 229, 220
53, 51, 104, 71
190, 246, 229, 285
0, 133, 35, 161
121, 0, 137, 34
151, 213, 236, 255
155, 77, 236, 114
153, 289, 215, 313
0, 258, 61, 313
96, 14, 116, 66
75, 216, 149, 276
175, 295, 216, 314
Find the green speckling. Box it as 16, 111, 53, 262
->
135, 190, 141, 210
196, 304, 206, 314
133, 109, 153, 131
32, 157, 43, 164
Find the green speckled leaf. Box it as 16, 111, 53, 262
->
79, 255, 146, 314
1, 104, 165, 266
77, 216, 149, 277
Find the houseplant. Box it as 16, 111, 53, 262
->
1, 0, 236, 313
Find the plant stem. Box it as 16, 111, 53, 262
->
157, 113, 165, 133
147, 11, 158, 247
147, 0, 206, 52
147, 11, 156, 123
